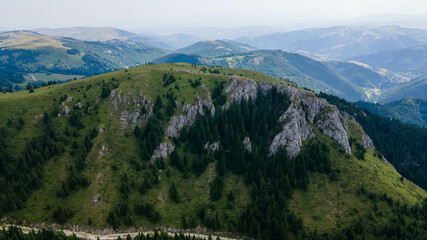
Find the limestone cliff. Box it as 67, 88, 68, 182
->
227, 78, 352, 157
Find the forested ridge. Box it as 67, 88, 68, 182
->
318, 92, 427, 190
0, 64, 426, 240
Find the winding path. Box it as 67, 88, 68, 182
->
1, 224, 241, 240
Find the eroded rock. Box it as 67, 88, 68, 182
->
227, 78, 352, 157
204, 142, 219, 152
243, 137, 252, 152
151, 142, 174, 162
166, 96, 215, 138
269, 101, 315, 157
110, 90, 152, 129
362, 133, 374, 148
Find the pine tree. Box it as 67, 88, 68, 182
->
169, 182, 180, 203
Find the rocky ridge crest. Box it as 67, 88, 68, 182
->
226, 77, 352, 157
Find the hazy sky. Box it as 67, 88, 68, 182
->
1, 0, 427, 31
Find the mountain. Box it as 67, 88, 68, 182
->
238, 25, 427, 60
0, 30, 168, 90
154, 50, 401, 101
152, 33, 202, 49
155, 50, 363, 101
379, 75, 427, 103
353, 45, 427, 75
175, 40, 256, 57
0, 63, 425, 239
355, 98, 427, 127
34, 27, 141, 42
34, 27, 173, 49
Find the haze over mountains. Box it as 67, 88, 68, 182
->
238, 25, 427, 60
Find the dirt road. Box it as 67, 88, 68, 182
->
1, 224, 242, 240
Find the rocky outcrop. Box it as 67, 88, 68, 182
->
110, 90, 152, 129
362, 133, 374, 149
226, 77, 352, 157
204, 142, 219, 152
243, 137, 252, 152
166, 96, 215, 138
225, 78, 258, 104
269, 101, 314, 157
315, 106, 351, 154
63, 106, 70, 117
74, 102, 82, 109
150, 142, 174, 162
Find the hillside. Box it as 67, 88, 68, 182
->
154, 50, 394, 101
237, 25, 427, 60
378, 75, 427, 103
0, 63, 426, 239
175, 40, 256, 57
355, 98, 427, 127
0, 31, 168, 90
353, 45, 427, 75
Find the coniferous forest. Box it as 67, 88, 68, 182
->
0, 64, 426, 240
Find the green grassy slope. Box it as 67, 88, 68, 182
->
292, 121, 425, 235
0, 63, 425, 239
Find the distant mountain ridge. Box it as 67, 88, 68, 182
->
154, 47, 421, 102
34, 26, 174, 49
238, 25, 427, 60
352, 45, 427, 75
33, 26, 204, 50
175, 39, 256, 57
0, 30, 168, 90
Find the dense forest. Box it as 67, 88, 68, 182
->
318, 92, 427, 190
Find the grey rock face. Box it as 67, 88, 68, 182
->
315, 106, 351, 154
166, 96, 215, 138
150, 142, 175, 162
226, 77, 352, 157
243, 137, 252, 152
269, 101, 315, 158
362, 133, 374, 148
225, 78, 258, 104
204, 142, 219, 152
66, 97, 73, 102
110, 90, 152, 129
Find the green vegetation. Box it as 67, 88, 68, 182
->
155, 50, 367, 101
0, 31, 168, 90
319, 92, 427, 190
356, 98, 427, 127
0, 63, 425, 239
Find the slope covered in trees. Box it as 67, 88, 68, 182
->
0, 63, 425, 239
319, 92, 427, 190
